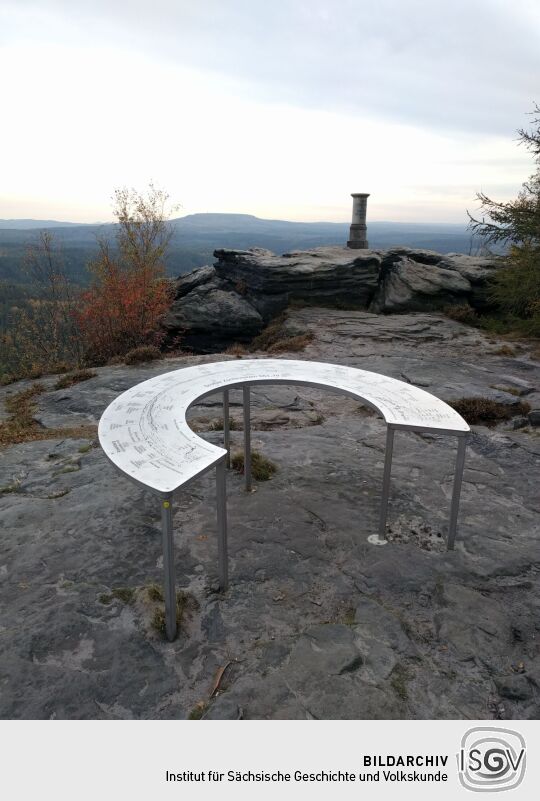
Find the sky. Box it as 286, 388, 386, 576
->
1, 0, 539, 224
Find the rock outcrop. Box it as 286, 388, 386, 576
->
163, 246, 501, 350
1, 308, 539, 720
370, 249, 500, 313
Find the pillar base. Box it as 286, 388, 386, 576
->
347, 240, 369, 249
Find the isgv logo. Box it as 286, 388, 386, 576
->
457, 727, 526, 792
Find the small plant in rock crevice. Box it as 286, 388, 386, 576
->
148, 588, 199, 636
230, 450, 277, 481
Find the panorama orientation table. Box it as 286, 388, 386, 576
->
98, 359, 470, 640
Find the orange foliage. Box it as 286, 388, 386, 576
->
75, 256, 174, 363
73, 184, 177, 364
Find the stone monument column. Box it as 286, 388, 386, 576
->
347, 192, 369, 249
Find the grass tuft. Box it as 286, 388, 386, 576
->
146, 583, 164, 603
493, 344, 517, 356
266, 333, 314, 354
208, 417, 242, 432
124, 345, 162, 365
150, 589, 199, 636
444, 303, 478, 325
224, 343, 248, 357
54, 370, 96, 390
230, 450, 277, 481
449, 396, 531, 425
251, 313, 313, 354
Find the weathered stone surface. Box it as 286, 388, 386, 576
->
370, 254, 471, 313
447, 253, 501, 285
213, 246, 381, 305
433, 584, 512, 665
371, 248, 501, 312
528, 409, 540, 426
494, 674, 533, 701
526, 656, 540, 688
162, 247, 502, 350
162, 286, 263, 350
174, 263, 219, 298
1, 307, 539, 719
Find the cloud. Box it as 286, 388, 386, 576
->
0, 1, 536, 221
8, 0, 540, 135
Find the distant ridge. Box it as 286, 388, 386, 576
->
0, 212, 468, 232
0, 219, 94, 229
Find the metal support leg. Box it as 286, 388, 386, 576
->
223, 389, 230, 468
447, 435, 467, 550
161, 496, 177, 641
378, 426, 395, 540
243, 385, 252, 492
216, 458, 228, 590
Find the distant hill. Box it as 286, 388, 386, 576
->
0, 212, 481, 287
0, 219, 93, 229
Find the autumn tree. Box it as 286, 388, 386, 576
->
75, 184, 176, 363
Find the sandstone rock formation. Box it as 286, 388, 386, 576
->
162, 246, 501, 350
370, 249, 500, 313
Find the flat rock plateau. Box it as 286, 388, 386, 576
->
1, 250, 540, 719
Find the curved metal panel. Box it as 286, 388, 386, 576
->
98, 358, 469, 494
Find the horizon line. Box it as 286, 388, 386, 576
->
0, 213, 470, 228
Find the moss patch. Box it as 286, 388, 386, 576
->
53, 463, 80, 476
99, 587, 135, 605
231, 450, 277, 481
389, 663, 413, 702
1, 477, 22, 493
490, 385, 523, 396
341, 606, 356, 626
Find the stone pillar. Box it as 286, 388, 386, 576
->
347, 193, 369, 249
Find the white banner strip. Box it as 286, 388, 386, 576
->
2, 720, 539, 800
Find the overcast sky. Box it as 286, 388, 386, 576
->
1, 0, 539, 223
